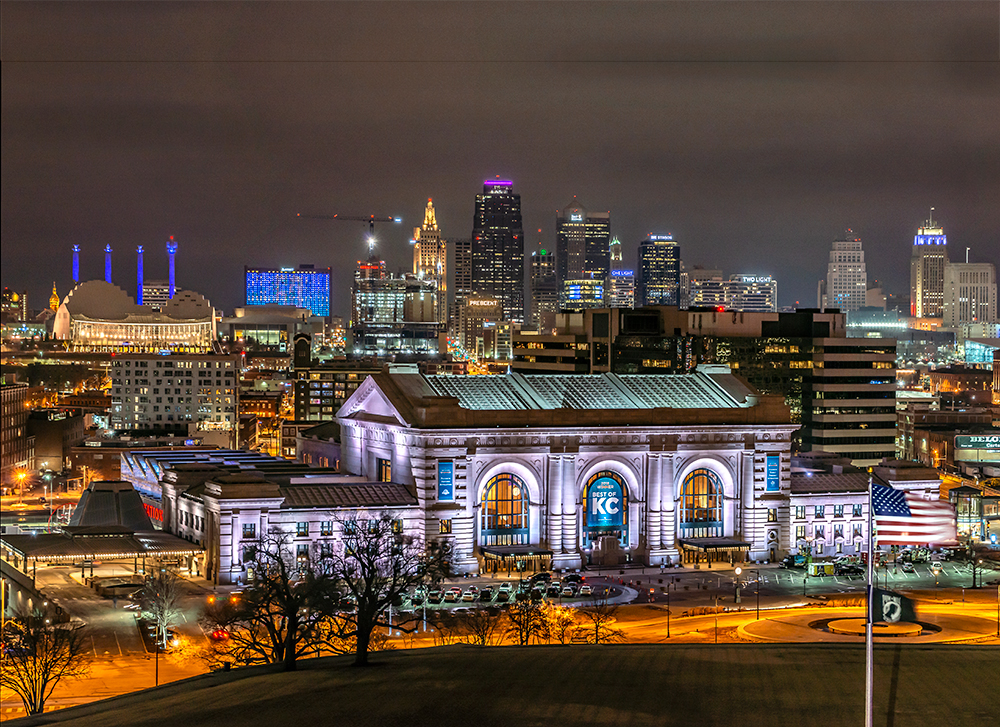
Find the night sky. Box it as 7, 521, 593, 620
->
3, 1, 998, 318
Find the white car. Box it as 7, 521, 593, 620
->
579, 584, 593, 596
931, 561, 943, 572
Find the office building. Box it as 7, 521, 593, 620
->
824, 230, 867, 312
723, 275, 778, 312
219, 305, 320, 353
412, 198, 448, 326
109, 353, 239, 446
608, 269, 636, 309
942, 262, 997, 328
2, 382, 35, 486
142, 280, 173, 311
529, 246, 558, 332
555, 200, 611, 290
471, 179, 525, 323
245, 265, 332, 318
637, 234, 681, 306
512, 307, 896, 468
457, 294, 504, 354
560, 279, 605, 311
910, 212, 948, 318
451, 237, 473, 326
688, 268, 725, 308
1, 289, 29, 322
351, 254, 442, 355
290, 335, 382, 425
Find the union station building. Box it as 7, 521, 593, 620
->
338, 365, 798, 573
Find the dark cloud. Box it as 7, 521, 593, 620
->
2, 2, 998, 315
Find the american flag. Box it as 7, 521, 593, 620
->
872, 482, 957, 546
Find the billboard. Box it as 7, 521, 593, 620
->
766, 454, 781, 492
437, 461, 453, 501
586, 473, 627, 530
955, 434, 1000, 450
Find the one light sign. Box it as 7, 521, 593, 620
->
437, 461, 454, 501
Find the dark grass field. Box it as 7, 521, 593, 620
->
16, 644, 998, 727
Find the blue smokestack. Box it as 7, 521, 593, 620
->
166, 237, 178, 298
104, 245, 113, 284
72, 245, 80, 284
137, 245, 144, 305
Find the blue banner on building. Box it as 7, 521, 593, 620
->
766, 454, 780, 492
437, 461, 454, 501
586, 475, 625, 529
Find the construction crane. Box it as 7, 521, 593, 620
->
297, 212, 402, 254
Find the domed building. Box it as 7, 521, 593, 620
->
53, 280, 216, 352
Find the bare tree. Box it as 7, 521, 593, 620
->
324, 514, 452, 666
577, 598, 626, 645
462, 607, 505, 646
139, 567, 183, 650
504, 600, 548, 646
0, 608, 90, 716
201, 528, 341, 671
542, 603, 580, 645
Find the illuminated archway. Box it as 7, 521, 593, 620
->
679, 468, 723, 538
480, 473, 529, 546
582, 470, 628, 547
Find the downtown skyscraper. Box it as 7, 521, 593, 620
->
910, 210, 948, 318
471, 178, 524, 323
555, 199, 611, 291
824, 230, 867, 312
412, 198, 447, 325
637, 233, 681, 306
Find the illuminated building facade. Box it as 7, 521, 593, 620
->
412, 198, 447, 325
471, 179, 524, 323
53, 281, 216, 353
608, 270, 635, 309
910, 213, 948, 318
458, 294, 503, 353
942, 262, 996, 328
142, 280, 173, 311
688, 268, 725, 308
825, 231, 867, 312
351, 254, 442, 354
110, 353, 239, 445
560, 279, 605, 311
556, 200, 611, 293
245, 265, 331, 318
1, 382, 35, 485
529, 246, 558, 332
723, 275, 778, 312
637, 234, 681, 306
1, 288, 29, 321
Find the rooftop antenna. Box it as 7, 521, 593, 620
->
966, 247, 970, 264
929, 206, 935, 226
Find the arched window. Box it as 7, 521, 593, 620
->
582, 471, 628, 547
680, 468, 723, 538
481, 473, 529, 546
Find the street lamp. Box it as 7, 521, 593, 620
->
734, 567, 742, 604
753, 568, 761, 621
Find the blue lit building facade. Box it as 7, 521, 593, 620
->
909, 214, 948, 318
245, 265, 331, 317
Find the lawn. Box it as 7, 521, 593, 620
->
14, 644, 996, 727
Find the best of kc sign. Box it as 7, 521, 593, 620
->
586, 473, 627, 530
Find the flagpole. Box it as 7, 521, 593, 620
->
865, 473, 874, 727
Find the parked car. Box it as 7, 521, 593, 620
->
529, 572, 552, 584
495, 588, 511, 603
579, 584, 593, 596
462, 588, 478, 602
900, 562, 915, 573
546, 582, 562, 597
427, 589, 443, 604
411, 588, 425, 606
562, 574, 584, 584
931, 561, 943, 572
444, 590, 460, 603
561, 585, 575, 598
479, 586, 495, 602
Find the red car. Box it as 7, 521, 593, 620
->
209, 629, 230, 641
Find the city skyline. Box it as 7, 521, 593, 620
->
3, 2, 998, 317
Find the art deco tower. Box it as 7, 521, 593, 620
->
910, 210, 948, 318
825, 230, 867, 312
412, 198, 447, 325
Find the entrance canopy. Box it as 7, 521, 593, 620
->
478, 546, 553, 574
678, 537, 750, 565
1, 526, 202, 570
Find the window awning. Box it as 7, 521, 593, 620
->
678, 537, 751, 553
479, 546, 553, 560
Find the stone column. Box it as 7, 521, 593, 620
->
661, 456, 676, 551
231, 514, 240, 567
547, 455, 563, 554
646, 454, 662, 551
561, 454, 577, 553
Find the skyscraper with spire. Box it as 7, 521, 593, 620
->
555, 199, 611, 291
910, 209, 948, 318
412, 198, 447, 325
471, 178, 525, 323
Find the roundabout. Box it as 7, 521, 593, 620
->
825, 618, 923, 637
